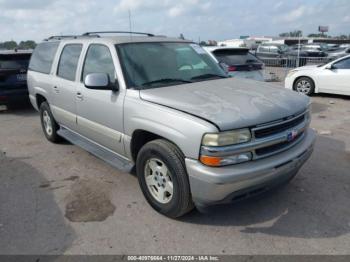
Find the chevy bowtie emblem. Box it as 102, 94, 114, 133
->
287, 130, 299, 142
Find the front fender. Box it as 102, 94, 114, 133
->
123, 90, 218, 159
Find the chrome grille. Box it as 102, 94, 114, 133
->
254, 114, 305, 139
251, 111, 308, 159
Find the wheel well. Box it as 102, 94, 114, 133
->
293, 76, 315, 90
130, 130, 162, 162
36, 94, 47, 109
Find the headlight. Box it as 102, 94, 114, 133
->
202, 129, 251, 147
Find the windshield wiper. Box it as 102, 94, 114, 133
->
142, 78, 192, 87
191, 74, 227, 81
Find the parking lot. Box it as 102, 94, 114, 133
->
0, 86, 350, 255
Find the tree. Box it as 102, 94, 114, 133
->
307, 33, 330, 38
279, 30, 303, 37
1, 41, 17, 50
0, 40, 37, 50
18, 40, 37, 49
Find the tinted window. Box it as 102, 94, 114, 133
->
82, 45, 116, 83
333, 58, 350, 69
57, 44, 82, 81
213, 49, 260, 65
0, 54, 31, 70
29, 42, 59, 74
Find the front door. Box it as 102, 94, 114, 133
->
318, 57, 350, 95
76, 44, 125, 155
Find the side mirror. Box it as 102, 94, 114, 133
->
326, 64, 336, 70
84, 73, 119, 92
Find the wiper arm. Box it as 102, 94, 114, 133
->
191, 74, 227, 81
142, 78, 192, 87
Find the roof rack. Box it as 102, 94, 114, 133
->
44, 31, 155, 41
44, 35, 98, 41
82, 31, 155, 37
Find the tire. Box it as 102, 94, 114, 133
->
136, 139, 194, 218
39, 102, 61, 143
293, 77, 315, 96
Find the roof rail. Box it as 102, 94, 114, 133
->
44, 35, 99, 41
82, 31, 155, 37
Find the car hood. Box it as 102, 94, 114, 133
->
140, 78, 309, 131
296, 65, 319, 70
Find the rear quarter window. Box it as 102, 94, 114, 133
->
29, 42, 59, 74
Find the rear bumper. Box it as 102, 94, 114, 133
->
186, 129, 316, 207
0, 88, 29, 105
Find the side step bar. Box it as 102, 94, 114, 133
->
57, 127, 134, 173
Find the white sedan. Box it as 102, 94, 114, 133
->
285, 55, 350, 96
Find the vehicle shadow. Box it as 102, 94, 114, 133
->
313, 93, 350, 101
0, 101, 37, 117
180, 135, 350, 239
0, 152, 76, 254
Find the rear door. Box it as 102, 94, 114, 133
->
76, 43, 126, 155
51, 44, 83, 130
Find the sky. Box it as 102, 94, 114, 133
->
0, 0, 349, 42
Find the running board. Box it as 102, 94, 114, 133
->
57, 127, 134, 173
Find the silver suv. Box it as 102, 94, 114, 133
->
28, 32, 316, 218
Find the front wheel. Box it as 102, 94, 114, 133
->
40, 102, 61, 143
136, 139, 194, 218
293, 77, 315, 96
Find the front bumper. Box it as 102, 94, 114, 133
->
284, 75, 294, 90
186, 129, 316, 207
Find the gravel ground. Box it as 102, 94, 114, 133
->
0, 90, 349, 255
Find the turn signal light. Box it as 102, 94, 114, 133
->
199, 156, 222, 167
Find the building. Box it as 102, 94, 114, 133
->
218, 36, 350, 49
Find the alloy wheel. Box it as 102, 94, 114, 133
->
144, 158, 173, 204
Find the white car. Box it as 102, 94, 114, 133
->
285, 55, 350, 96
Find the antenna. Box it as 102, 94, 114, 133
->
128, 9, 132, 34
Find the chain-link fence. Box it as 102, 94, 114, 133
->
261, 57, 331, 82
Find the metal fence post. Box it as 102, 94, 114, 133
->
297, 36, 301, 68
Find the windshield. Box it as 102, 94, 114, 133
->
212, 49, 261, 65
116, 42, 227, 89
0, 54, 31, 70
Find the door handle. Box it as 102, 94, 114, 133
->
76, 92, 84, 100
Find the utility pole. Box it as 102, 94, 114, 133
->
297, 31, 301, 67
